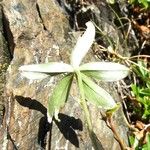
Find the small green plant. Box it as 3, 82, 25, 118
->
106, 0, 150, 9
142, 134, 150, 150
19, 21, 129, 148
129, 133, 150, 150
131, 60, 150, 121
129, 0, 150, 9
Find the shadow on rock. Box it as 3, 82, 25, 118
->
15, 96, 51, 149
90, 131, 104, 150
54, 113, 83, 148
15, 96, 47, 115
15, 96, 83, 149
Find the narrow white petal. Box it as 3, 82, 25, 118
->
20, 72, 49, 80
54, 109, 60, 122
47, 112, 52, 123
80, 62, 129, 81
80, 62, 129, 71
19, 62, 73, 73
71, 21, 95, 68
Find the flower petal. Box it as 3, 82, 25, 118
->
71, 21, 95, 68
20, 72, 50, 80
19, 62, 74, 73
80, 62, 129, 81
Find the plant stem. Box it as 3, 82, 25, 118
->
106, 116, 127, 150
76, 70, 101, 149
76, 70, 93, 131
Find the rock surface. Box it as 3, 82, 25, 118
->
0, 0, 131, 149
0, 4, 11, 144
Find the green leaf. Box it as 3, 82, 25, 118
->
137, 61, 148, 78
131, 84, 140, 97
106, 103, 120, 116
147, 134, 150, 149
140, 0, 148, 8
71, 21, 95, 68
80, 62, 129, 81
47, 74, 73, 123
19, 62, 73, 73
130, 135, 139, 149
140, 88, 150, 96
129, 135, 135, 147
142, 134, 150, 150
81, 73, 116, 109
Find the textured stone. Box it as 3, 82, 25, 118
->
0, 4, 11, 145
0, 0, 130, 149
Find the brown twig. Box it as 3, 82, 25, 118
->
106, 116, 127, 150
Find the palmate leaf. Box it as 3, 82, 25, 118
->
47, 74, 73, 123
80, 62, 129, 81
81, 73, 116, 109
